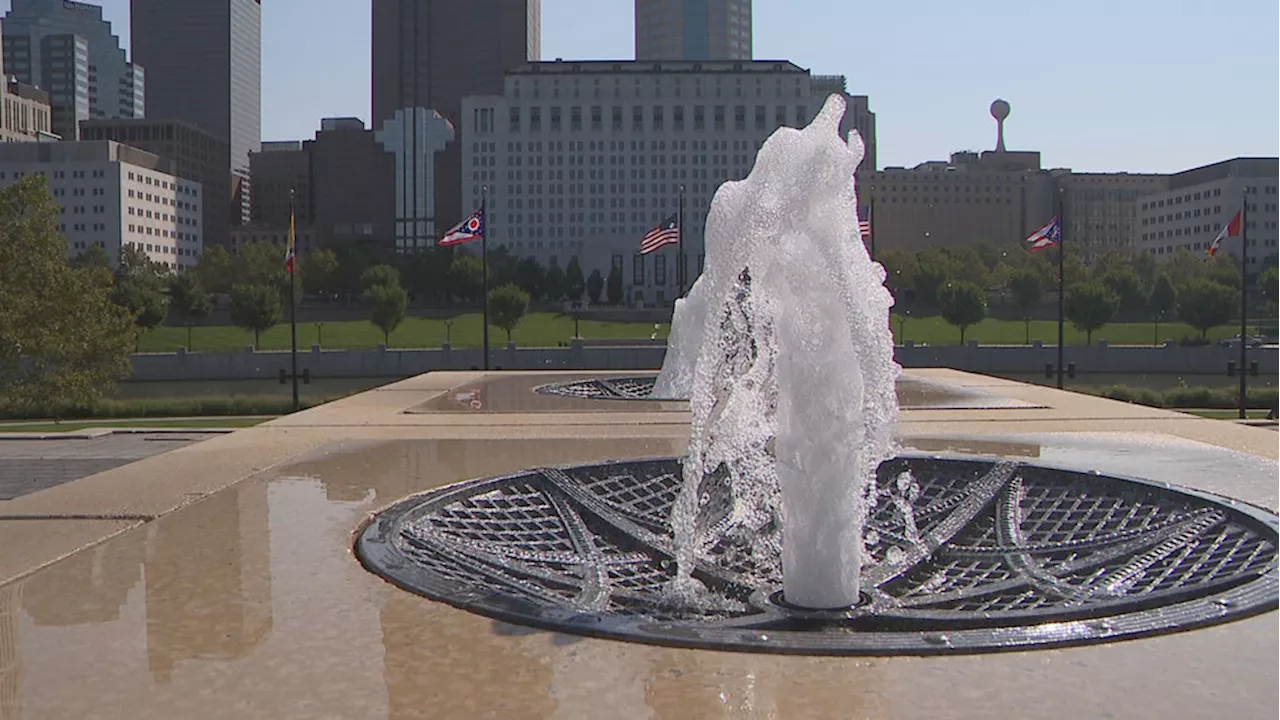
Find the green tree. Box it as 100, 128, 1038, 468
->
876, 249, 916, 302
1177, 279, 1236, 339
234, 240, 288, 289
301, 247, 339, 296
1148, 273, 1177, 345
1006, 268, 1042, 345
448, 254, 485, 303
515, 256, 545, 302
488, 283, 531, 342
195, 244, 234, 294
229, 283, 282, 349
113, 245, 171, 341
913, 248, 955, 307
70, 244, 111, 270
564, 256, 586, 304
937, 280, 986, 344
1065, 281, 1119, 345
1259, 266, 1278, 306
364, 282, 408, 345
1100, 265, 1146, 319
168, 272, 212, 350
361, 264, 401, 294
586, 268, 604, 305
544, 264, 566, 303
606, 265, 624, 305
0, 176, 136, 419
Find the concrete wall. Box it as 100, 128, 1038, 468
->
126, 341, 1278, 382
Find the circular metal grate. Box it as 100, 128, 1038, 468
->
535, 376, 661, 401
356, 455, 1279, 655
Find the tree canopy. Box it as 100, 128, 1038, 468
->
489, 284, 531, 342
0, 176, 136, 418
1066, 281, 1119, 345
937, 280, 987, 344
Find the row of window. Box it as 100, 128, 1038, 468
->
477, 104, 812, 135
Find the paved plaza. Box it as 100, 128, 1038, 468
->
0, 431, 225, 503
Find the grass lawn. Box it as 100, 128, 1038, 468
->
894, 316, 1240, 347
0, 417, 272, 433
1180, 409, 1274, 420
140, 312, 670, 352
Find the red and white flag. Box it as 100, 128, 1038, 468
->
640, 214, 679, 255
858, 220, 872, 237
1024, 216, 1061, 252
1206, 210, 1242, 257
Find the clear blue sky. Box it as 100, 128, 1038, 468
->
4, 0, 1277, 173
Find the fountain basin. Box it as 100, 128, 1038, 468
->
356, 453, 1279, 655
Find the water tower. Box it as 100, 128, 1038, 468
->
990, 98, 1011, 152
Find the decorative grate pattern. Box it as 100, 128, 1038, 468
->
535, 377, 661, 401
357, 455, 1279, 655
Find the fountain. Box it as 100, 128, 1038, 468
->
356, 96, 1279, 655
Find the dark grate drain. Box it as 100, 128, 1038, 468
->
535, 376, 662, 401
356, 455, 1279, 655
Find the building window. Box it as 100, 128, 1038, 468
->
509, 106, 521, 133
734, 106, 746, 132
776, 105, 786, 127
633, 253, 645, 285
530, 106, 541, 132
795, 105, 807, 126
570, 106, 581, 131
654, 254, 666, 286
611, 105, 623, 131
673, 105, 685, 131
714, 106, 725, 132
653, 105, 664, 131
590, 106, 602, 131
755, 105, 766, 131
632, 105, 643, 132
693, 105, 705, 131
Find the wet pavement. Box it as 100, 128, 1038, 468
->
0, 432, 225, 502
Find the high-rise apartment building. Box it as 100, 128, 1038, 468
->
635, 0, 752, 61
1137, 158, 1279, 279
80, 117, 232, 247
1, 0, 143, 141
371, 0, 540, 245
459, 60, 874, 304
0, 140, 203, 270
131, 0, 261, 231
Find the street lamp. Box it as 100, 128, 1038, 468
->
315, 322, 324, 347
444, 319, 454, 346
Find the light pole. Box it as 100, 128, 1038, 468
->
315, 322, 324, 347
444, 319, 454, 347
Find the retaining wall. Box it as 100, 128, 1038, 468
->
125, 341, 1278, 382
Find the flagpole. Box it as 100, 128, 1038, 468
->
677, 185, 686, 297
481, 185, 490, 372
1056, 195, 1065, 390
289, 188, 299, 412
1238, 192, 1248, 419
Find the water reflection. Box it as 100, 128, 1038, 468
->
24, 531, 145, 627
145, 483, 272, 683
0, 586, 18, 720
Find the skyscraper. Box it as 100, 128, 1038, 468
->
1, 0, 144, 140
371, 0, 540, 244
131, 0, 261, 230
635, 0, 752, 61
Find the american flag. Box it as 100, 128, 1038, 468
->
640, 214, 679, 255
858, 220, 872, 238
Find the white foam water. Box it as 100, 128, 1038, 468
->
667, 94, 900, 609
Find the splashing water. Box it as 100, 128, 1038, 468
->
666, 95, 901, 609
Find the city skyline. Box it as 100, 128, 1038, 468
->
0, 0, 1276, 174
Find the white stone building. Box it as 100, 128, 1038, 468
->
460, 59, 875, 305
0, 140, 203, 270
1136, 157, 1278, 279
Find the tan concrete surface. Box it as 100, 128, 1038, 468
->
0, 369, 1275, 719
